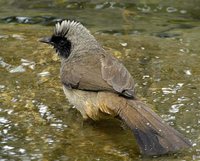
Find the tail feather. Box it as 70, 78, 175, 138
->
118, 99, 192, 155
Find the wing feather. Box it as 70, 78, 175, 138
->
101, 53, 135, 98
61, 51, 135, 98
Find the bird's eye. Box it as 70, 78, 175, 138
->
60, 40, 65, 46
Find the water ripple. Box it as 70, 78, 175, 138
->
162, 83, 184, 95
169, 104, 184, 113
166, 7, 178, 13
0, 57, 35, 73
0, 16, 61, 26
0, 117, 10, 124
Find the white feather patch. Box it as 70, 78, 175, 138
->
54, 20, 87, 36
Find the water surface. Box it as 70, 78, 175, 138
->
0, 1, 200, 160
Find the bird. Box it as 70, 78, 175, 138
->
39, 20, 191, 156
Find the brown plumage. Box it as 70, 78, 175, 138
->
40, 20, 192, 156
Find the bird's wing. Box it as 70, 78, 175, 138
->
101, 53, 135, 98
61, 51, 135, 98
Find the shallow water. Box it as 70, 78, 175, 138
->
0, 1, 200, 160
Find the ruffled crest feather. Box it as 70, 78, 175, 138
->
54, 20, 89, 37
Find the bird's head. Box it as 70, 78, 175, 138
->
40, 20, 98, 59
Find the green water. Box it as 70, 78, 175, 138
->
0, 1, 200, 160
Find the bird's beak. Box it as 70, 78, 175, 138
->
39, 37, 52, 44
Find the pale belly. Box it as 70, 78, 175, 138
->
62, 86, 116, 120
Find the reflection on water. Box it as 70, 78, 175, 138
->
0, 0, 200, 160
0, 57, 35, 73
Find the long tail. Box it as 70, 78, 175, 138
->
118, 99, 192, 155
